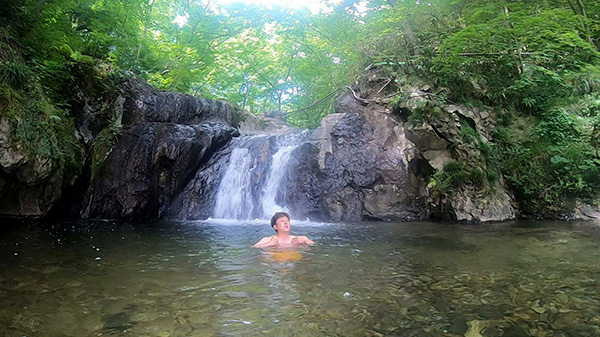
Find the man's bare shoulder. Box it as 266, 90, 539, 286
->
253, 235, 277, 248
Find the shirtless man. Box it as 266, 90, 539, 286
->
253, 212, 315, 248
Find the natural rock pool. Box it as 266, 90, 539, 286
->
1, 220, 600, 337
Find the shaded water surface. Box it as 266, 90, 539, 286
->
1, 220, 600, 337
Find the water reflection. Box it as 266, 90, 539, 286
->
1, 220, 600, 336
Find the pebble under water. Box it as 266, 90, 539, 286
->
1, 219, 600, 337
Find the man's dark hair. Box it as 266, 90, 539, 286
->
270, 212, 290, 232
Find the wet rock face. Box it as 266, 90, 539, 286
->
168, 142, 233, 220
395, 86, 516, 222
286, 93, 431, 222
82, 80, 239, 220
79, 79, 516, 223
170, 135, 280, 220
286, 87, 516, 223
0, 118, 67, 217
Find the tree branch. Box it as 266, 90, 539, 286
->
287, 87, 343, 115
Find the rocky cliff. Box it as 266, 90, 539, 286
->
0, 58, 240, 220
77, 77, 239, 220
283, 95, 431, 221
0, 117, 78, 217
0, 65, 519, 222
162, 75, 517, 223
0, 42, 83, 218
281, 84, 516, 222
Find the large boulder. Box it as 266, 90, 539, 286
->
395, 85, 516, 222
451, 188, 516, 222
285, 92, 431, 222
80, 79, 239, 220
0, 117, 78, 217
284, 82, 516, 223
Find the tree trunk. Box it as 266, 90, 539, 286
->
136, 0, 156, 62
567, 0, 595, 47
35, 0, 46, 19
566, 0, 578, 14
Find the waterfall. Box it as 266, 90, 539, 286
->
211, 133, 305, 220
260, 145, 297, 217
213, 147, 256, 219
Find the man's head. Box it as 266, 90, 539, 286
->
271, 212, 290, 232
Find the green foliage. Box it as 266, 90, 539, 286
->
493, 110, 600, 215
432, 8, 600, 111
429, 161, 491, 197
391, 97, 445, 124
459, 124, 480, 144
362, 0, 600, 215
0, 24, 84, 180
0, 92, 84, 178
564, 65, 600, 96
0, 61, 31, 90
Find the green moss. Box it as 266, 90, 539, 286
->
91, 116, 122, 180
0, 38, 84, 180
429, 160, 498, 199
0, 93, 84, 178
459, 124, 480, 144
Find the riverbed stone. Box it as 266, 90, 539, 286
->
573, 203, 600, 221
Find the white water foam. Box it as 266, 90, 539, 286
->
213, 147, 255, 219
260, 145, 298, 218
211, 132, 308, 220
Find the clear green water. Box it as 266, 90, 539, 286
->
1, 220, 600, 337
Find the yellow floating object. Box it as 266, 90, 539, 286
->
268, 250, 303, 262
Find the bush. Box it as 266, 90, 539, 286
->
493, 110, 600, 215
0, 61, 31, 90
432, 9, 600, 112
429, 161, 494, 198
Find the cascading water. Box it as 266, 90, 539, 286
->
260, 145, 297, 217
213, 147, 256, 219
212, 133, 306, 220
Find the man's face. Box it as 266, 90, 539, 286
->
274, 216, 291, 233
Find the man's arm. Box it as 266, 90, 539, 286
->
292, 236, 315, 245
253, 236, 278, 248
